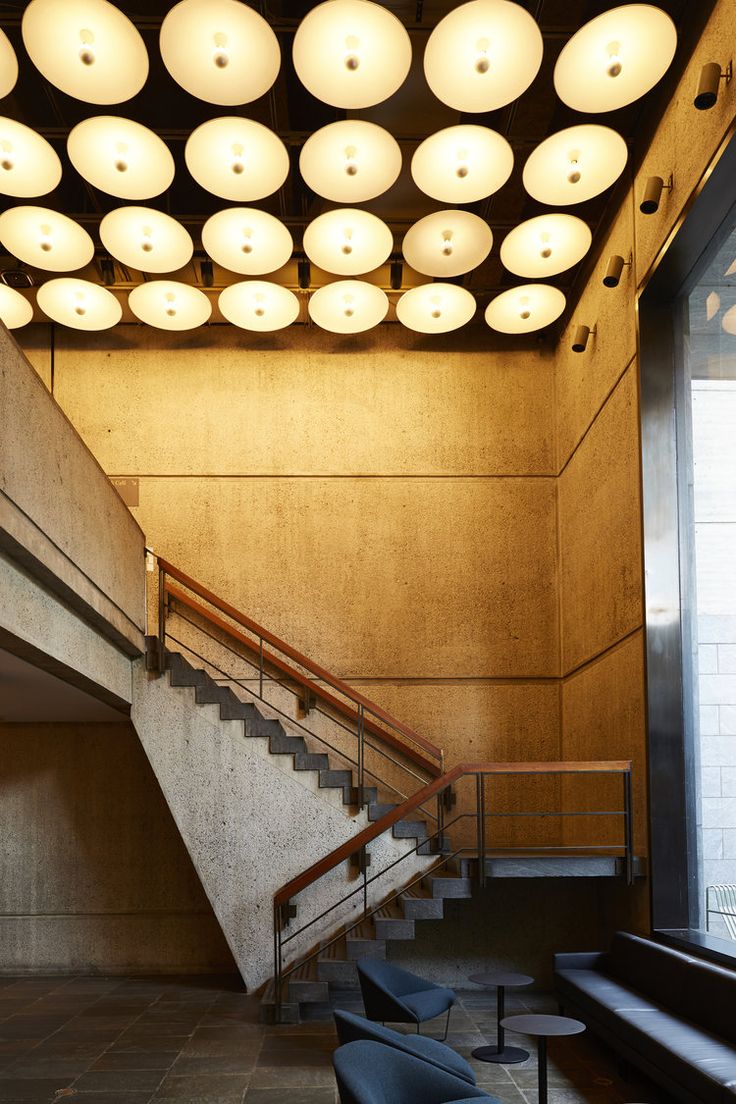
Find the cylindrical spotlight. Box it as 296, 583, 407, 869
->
603, 255, 626, 288
640, 175, 665, 214
572, 324, 594, 353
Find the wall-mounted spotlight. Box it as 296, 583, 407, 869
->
694, 60, 732, 110
572, 323, 596, 353
602, 252, 633, 288
298, 258, 311, 290
390, 259, 403, 291
200, 258, 214, 288
640, 174, 672, 215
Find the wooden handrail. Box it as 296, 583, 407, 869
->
166, 582, 441, 778
158, 558, 443, 765
273, 759, 632, 905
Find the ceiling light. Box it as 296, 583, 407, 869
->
299, 120, 401, 203
411, 125, 513, 204
522, 125, 628, 206
293, 0, 411, 109
423, 0, 543, 113
308, 279, 388, 333
160, 0, 280, 106
37, 277, 121, 329
554, 5, 676, 113
0, 117, 62, 199
402, 210, 493, 278
185, 116, 289, 202
500, 214, 592, 278
396, 283, 476, 334
202, 207, 293, 276
0, 206, 94, 272
129, 280, 212, 331
0, 285, 33, 329
485, 283, 566, 334
303, 209, 393, 276
0, 29, 18, 99
219, 281, 300, 331
67, 116, 175, 200
22, 0, 148, 104
100, 207, 193, 273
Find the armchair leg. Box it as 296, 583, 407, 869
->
441, 1007, 452, 1042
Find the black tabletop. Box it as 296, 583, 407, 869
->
468, 972, 534, 989
500, 1014, 586, 1037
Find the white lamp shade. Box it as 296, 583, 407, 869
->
0, 207, 93, 272
303, 209, 392, 276
129, 280, 212, 330
402, 210, 492, 278
37, 277, 121, 329
0, 285, 33, 329
411, 125, 513, 204
485, 283, 565, 333
0, 29, 18, 99
500, 214, 592, 278
0, 118, 62, 198
67, 116, 175, 200
160, 0, 280, 106
219, 281, 300, 331
22, 0, 148, 105
292, 0, 411, 109
202, 208, 293, 275
185, 117, 289, 202
299, 120, 401, 203
100, 207, 193, 273
523, 125, 628, 206
424, 0, 543, 113
308, 279, 388, 333
396, 283, 476, 334
554, 4, 677, 113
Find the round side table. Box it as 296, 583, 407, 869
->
468, 971, 534, 1064
501, 1013, 585, 1104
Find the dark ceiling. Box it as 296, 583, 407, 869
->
0, 0, 719, 331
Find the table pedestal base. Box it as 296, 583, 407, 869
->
471, 1044, 529, 1064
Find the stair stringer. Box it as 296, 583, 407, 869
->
130, 658, 433, 990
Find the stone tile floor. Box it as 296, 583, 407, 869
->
0, 975, 671, 1104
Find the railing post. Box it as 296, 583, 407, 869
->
623, 769, 634, 886
273, 903, 281, 1023
476, 773, 486, 888
357, 703, 365, 809
157, 562, 166, 675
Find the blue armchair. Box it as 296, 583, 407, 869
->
356, 958, 456, 1039
334, 1009, 475, 1084
333, 1041, 501, 1104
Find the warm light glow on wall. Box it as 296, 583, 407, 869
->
485, 283, 566, 333
100, 208, 193, 273
303, 209, 393, 276
67, 116, 175, 200
722, 304, 736, 336
402, 210, 493, 278
0, 29, 18, 99
219, 281, 300, 331
500, 214, 592, 278
396, 282, 476, 333
160, 0, 280, 106
129, 280, 212, 330
22, 0, 149, 104
0, 285, 33, 329
37, 277, 121, 329
424, 0, 543, 113
411, 125, 513, 204
523, 125, 628, 205
308, 279, 388, 333
0, 206, 94, 272
185, 116, 289, 202
0, 117, 62, 198
292, 0, 411, 109
202, 208, 293, 276
299, 120, 402, 203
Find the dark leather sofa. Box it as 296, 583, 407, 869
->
554, 931, 736, 1103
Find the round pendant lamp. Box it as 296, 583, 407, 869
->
411, 125, 513, 204
0, 29, 18, 99
303, 209, 393, 276
299, 120, 401, 203
160, 0, 280, 106
185, 116, 289, 202
308, 279, 388, 333
219, 281, 300, 331
129, 280, 211, 330
21, 0, 148, 104
100, 207, 193, 273
67, 116, 175, 200
402, 210, 493, 278
522, 125, 628, 206
500, 214, 592, 278
0, 285, 33, 329
396, 283, 476, 334
554, 4, 677, 113
0, 206, 93, 272
292, 0, 411, 109
202, 208, 293, 276
37, 277, 121, 330
485, 283, 565, 333
0, 117, 62, 198
423, 0, 543, 113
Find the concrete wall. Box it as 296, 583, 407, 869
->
0, 720, 235, 974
